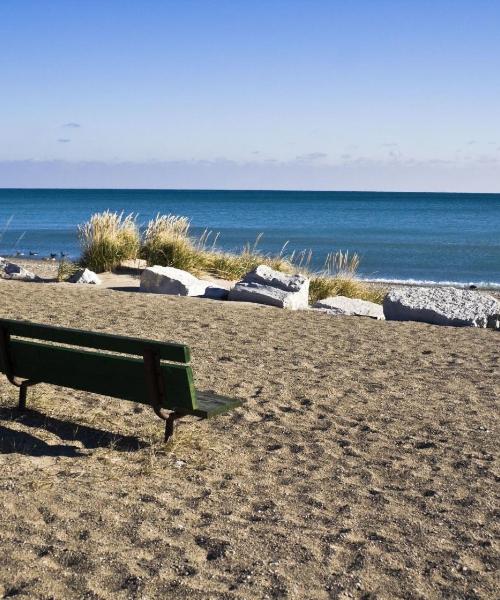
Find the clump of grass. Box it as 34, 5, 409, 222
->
141, 214, 204, 273
56, 258, 78, 282
78, 211, 139, 273
308, 250, 385, 305
141, 217, 292, 279
203, 242, 292, 280
309, 275, 385, 305
323, 250, 360, 277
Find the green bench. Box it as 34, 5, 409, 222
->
0, 318, 241, 441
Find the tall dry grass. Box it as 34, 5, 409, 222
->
308, 250, 384, 305
202, 234, 292, 280
309, 275, 385, 305
56, 258, 78, 282
140, 215, 292, 279
78, 210, 384, 304
204, 248, 291, 281
140, 214, 202, 272
78, 211, 139, 273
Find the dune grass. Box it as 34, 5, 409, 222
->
56, 258, 79, 282
203, 248, 291, 281
140, 214, 202, 273
79, 211, 384, 303
307, 250, 385, 304
140, 215, 292, 279
309, 275, 385, 305
78, 211, 140, 273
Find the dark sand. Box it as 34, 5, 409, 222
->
0, 273, 498, 599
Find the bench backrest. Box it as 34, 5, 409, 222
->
0, 318, 198, 412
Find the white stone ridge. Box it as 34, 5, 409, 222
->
314, 296, 385, 320
228, 265, 309, 309
383, 286, 500, 328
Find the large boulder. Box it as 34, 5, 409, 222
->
383, 286, 500, 329
228, 265, 309, 309
0, 259, 40, 281
314, 296, 385, 320
68, 268, 101, 284
140, 266, 209, 296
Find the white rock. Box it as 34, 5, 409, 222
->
383, 286, 500, 328
68, 268, 101, 284
314, 296, 385, 320
139, 265, 208, 296
0, 260, 40, 281
228, 265, 309, 309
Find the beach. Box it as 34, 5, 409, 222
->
0, 276, 498, 599
3, 1, 500, 597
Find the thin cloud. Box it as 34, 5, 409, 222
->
57, 138, 71, 143
295, 152, 327, 161
1, 158, 499, 192
477, 155, 498, 164
62, 122, 81, 128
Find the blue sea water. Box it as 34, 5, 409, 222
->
0, 188, 499, 287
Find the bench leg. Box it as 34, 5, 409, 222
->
164, 412, 177, 442
17, 380, 36, 413
18, 381, 29, 412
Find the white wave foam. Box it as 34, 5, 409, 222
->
361, 277, 500, 290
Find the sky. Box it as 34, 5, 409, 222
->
0, 0, 499, 191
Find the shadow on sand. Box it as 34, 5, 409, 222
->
0, 406, 146, 457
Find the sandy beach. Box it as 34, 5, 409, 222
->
0, 272, 498, 600
3, 1, 500, 597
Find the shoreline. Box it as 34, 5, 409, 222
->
365, 277, 500, 293
2, 189, 499, 292
4, 256, 500, 297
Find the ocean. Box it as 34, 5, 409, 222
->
0, 188, 499, 287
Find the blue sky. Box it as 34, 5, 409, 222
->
1, 0, 499, 191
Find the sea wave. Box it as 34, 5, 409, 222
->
361, 277, 500, 290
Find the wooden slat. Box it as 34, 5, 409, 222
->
5, 339, 198, 412
0, 318, 190, 363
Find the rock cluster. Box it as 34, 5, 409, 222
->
53, 259, 498, 330
383, 286, 500, 329
228, 265, 309, 310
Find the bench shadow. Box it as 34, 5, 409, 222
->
0, 406, 146, 457
0, 424, 82, 457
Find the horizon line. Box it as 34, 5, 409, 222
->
1, 186, 500, 196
